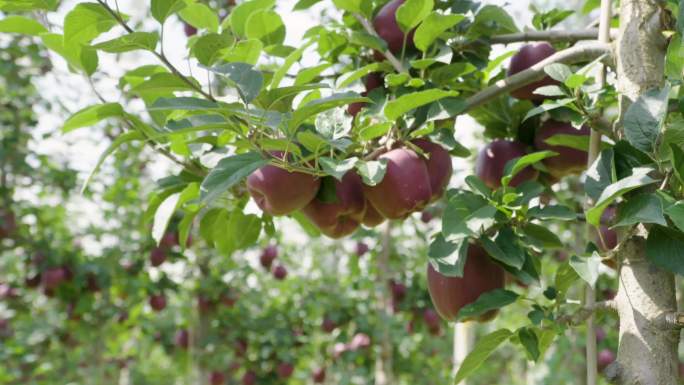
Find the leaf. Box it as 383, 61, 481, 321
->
149, 97, 220, 111
151, 0, 186, 23
271, 40, 313, 88
585, 167, 658, 227
192, 33, 233, 66
358, 122, 392, 141
131, 73, 195, 95
502, 151, 556, 187
204, 62, 263, 103
646, 225, 684, 276
528, 205, 576, 221
522, 223, 563, 248
456, 289, 519, 321
623, 86, 670, 154
245, 9, 285, 46
230, 0, 275, 37
454, 329, 513, 383
517, 328, 540, 362
290, 92, 365, 131
152, 193, 181, 246
544, 63, 572, 82
384, 89, 458, 121
569, 253, 601, 288
224, 39, 263, 65
396, 0, 433, 32
81, 131, 143, 194
0, 0, 58, 11
467, 5, 518, 38
665, 201, 684, 233
331, 0, 363, 13
464, 176, 491, 198
179, 3, 219, 33
64, 3, 118, 45
336, 62, 390, 89
293, 0, 322, 10
355, 159, 388, 186
413, 12, 464, 52
63, 103, 124, 132
428, 235, 469, 277
523, 98, 574, 121
200, 152, 268, 204
93, 32, 159, 53
442, 193, 497, 241
216, 210, 262, 254
543, 133, 592, 152
614, 193, 667, 227
671, 144, 684, 185
585, 148, 615, 201
0, 15, 47, 35
319, 157, 358, 181
480, 228, 525, 269
554, 262, 579, 296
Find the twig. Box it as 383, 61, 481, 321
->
352, 13, 404, 73
489, 29, 617, 44
558, 300, 617, 326
461, 42, 613, 114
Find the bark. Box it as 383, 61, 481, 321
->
374, 222, 394, 385
611, 4, 677, 383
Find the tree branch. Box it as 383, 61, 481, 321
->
558, 300, 617, 326
489, 29, 617, 44
352, 13, 405, 73
461, 42, 614, 114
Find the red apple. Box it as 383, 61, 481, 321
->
272, 264, 287, 280
175, 329, 189, 349
348, 333, 371, 350
363, 148, 432, 219
42, 267, 67, 290
373, 0, 415, 58
160, 232, 179, 249
184, 23, 197, 37
197, 295, 215, 313
597, 349, 615, 370
259, 245, 278, 269
348, 73, 384, 117
422, 308, 440, 331
595, 327, 606, 343
221, 290, 238, 307
534, 120, 590, 178
412, 139, 453, 201
426, 243, 505, 322
355, 241, 369, 256
389, 280, 406, 302
475, 139, 539, 189
247, 156, 321, 216
312, 367, 326, 383
361, 200, 386, 227
322, 317, 337, 333
420, 211, 434, 223
507, 42, 557, 100
234, 339, 248, 357
242, 371, 257, 385
210, 371, 225, 385
150, 247, 166, 267
149, 294, 167, 312
599, 206, 618, 251
302, 172, 366, 238
276, 362, 294, 379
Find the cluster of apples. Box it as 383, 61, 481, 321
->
246, 139, 452, 238
258, 244, 288, 280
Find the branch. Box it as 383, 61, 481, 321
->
558, 300, 617, 326
489, 29, 617, 44
461, 42, 614, 114
352, 13, 405, 73
656, 311, 684, 330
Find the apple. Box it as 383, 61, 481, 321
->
242, 371, 257, 385
276, 362, 294, 379
599, 206, 618, 251
348, 73, 384, 117
197, 295, 215, 313
272, 264, 287, 280
42, 267, 67, 290
234, 339, 248, 357
595, 327, 606, 343
312, 367, 326, 383
373, 0, 415, 58
302, 172, 366, 238
160, 232, 179, 249
422, 308, 440, 333
184, 23, 197, 37
507, 42, 557, 100
361, 200, 386, 227
363, 148, 432, 219
0, 284, 18, 300
25, 273, 41, 288
412, 139, 453, 201
150, 247, 167, 267
597, 349, 615, 370
420, 211, 434, 223
389, 280, 406, 302
210, 371, 225, 385
0, 209, 16, 239
246, 156, 321, 216
355, 241, 369, 256
534, 120, 590, 178
322, 317, 337, 333
221, 290, 238, 307
348, 333, 371, 350
426, 243, 505, 322
259, 245, 278, 269
149, 294, 167, 312
174, 329, 190, 350
475, 139, 539, 189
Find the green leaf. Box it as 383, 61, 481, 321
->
319, 157, 358, 181
81, 131, 143, 194
204, 62, 263, 103
245, 9, 285, 46
93, 32, 159, 53
230, 0, 275, 37
295, 63, 333, 85
454, 329, 513, 383
585, 167, 658, 227
623, 86, 670, 154
224, 39, 263, 65
336, 62, 390, 89
355, 159, 388, 186
216, 210, 262, 254
396, 0, 433, 33
331, 0, 363, 13
151, 0, 186, 23
271, 40, 314, 88
149, 97, 220, 111
442, 193, 497, 241
413, 12, 464, 52
585, 148, 615, 201
456, 289, 519, 321
467, 5, 518, 38
480, 228, 525, 269
200, 152, 268, 204
291, 211, 321, 236
544, 63, 572, 82
528, 205, 576, 220
131, 73, 196, 95
64, 3, 118, 45
290, 92, 365, 131
665, 201, 684, 233
192, 33, 233, 66
0, 15, 47, 35
517, 327, 540, 362
464, 176, 491, 198
543, 133, 591, 152
569, 253, 601, 288
646, 225, 684, 276
671, 144, 684, 185
293, 0, 322, 10
554, 262, 579, 296
349, 31, 388, 52
522, 223, 563, 249
523, 98, 574, 121
428, 235, 469, 277
358, 122, 392, 141
502, 151, 556, 187
152, 192, 181, 246
63, 103, 124, 132
179, 3, 219, 33
0, 0, 58, 11
614, 193, 667, 227
384, 89, 458, 121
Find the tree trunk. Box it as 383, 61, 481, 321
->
611, 2, 678, 383
375, 222, 394, 385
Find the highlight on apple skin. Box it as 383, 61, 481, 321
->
475, 139, 539, 189
534, 120, 590, 178
507, 42, 557, 100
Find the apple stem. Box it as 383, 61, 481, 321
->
352, 13, 405, 73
